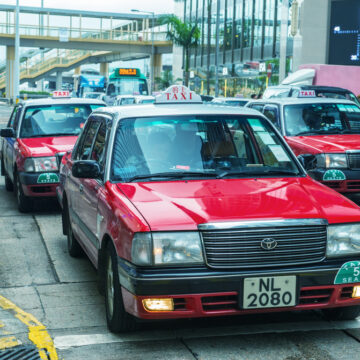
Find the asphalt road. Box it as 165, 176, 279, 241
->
0, 102, 359, 359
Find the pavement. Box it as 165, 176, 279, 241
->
0, 102, 359, 359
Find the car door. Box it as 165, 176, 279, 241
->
79, 116, 111, 261
68, 118, 101, 241
4, 105, 22, 180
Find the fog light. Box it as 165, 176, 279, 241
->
352, 286, 360, 298
142, 298, 174, 312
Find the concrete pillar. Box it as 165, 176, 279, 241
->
100, 63, 108, 77
73, 66, 81, 97
56, 71, 62, 90
152, 54, 162, 91
5, 46, 15, 100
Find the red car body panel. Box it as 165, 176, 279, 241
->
285, 134, 360, 156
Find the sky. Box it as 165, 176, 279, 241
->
0, 0, 175, 14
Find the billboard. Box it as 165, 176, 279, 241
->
329, 0, 360, 65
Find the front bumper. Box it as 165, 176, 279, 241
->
309, 168, 360, 193
19, 171, 59, 197
117, 259, 360, 319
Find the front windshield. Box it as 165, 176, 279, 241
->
107, 78, 148, 96
20, 104, 102, 138
85, 93, 101, 99
111, 115, 301, 182
284, 103, 360, 136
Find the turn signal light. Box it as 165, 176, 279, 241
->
352, 286, 360, 298
142, 298, 174, 312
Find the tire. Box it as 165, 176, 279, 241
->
5, 173, 13, 192
65, 204, 82, 257
14, 171, 32, 213
104, 242, 137, 333
323, 305, 360, 321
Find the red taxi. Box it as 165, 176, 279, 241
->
57, 86, 360, 332
0, 92, 105, 212
246, 95, 360, 194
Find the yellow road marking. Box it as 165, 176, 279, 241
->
0, 295, 58, 360
0, 336, 21, 349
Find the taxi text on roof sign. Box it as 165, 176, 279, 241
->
298, 90, 316, 98
155, 85, 202, 104
53, 90, 70, 98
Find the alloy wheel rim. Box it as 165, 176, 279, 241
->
106, 255, 114, 318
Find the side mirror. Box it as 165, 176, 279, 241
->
297, 154, 316, 171
72, 160, 101, 179
0, 128, 15, 138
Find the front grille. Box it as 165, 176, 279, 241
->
340, 287, 353, 299
347, 181, 360, 190
201, 294, 238, 311
201, 223, 327, 269
347, 152, 360, 169
324, 181, 341, 189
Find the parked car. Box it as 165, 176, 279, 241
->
0, 92, 105, 212
57, 85, 360, 333
83, 92, 106, 102
114, 95, 136, 106
246, 96, 360, 194
211, 97, 249, 107
262, 85, 360, 106
134, 95, 155, 104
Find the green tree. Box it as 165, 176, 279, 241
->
155, 69, 173, 90
159, 15, 200, 86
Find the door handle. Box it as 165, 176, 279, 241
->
79, 184, 84, 193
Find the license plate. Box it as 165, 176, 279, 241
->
242, 276, 296, 309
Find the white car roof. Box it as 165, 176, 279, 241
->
247, 98, 357, 106
93, 103, 262, 121
20, 97, 106, 107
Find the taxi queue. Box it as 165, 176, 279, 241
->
1, 86, 360, 333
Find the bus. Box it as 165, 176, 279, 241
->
105, 68, 149, 105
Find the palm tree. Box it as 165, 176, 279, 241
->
159, 15, 200, 86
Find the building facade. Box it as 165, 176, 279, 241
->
183, 0, 294, 97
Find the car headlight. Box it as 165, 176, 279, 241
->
316, 154, 347, 168
24, 157, 58, 172
327, 223, 360, 258
131, 232, 204, 266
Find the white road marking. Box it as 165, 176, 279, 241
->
54, 318, 360, 350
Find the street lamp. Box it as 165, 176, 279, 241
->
14, 0, 20, 104
131, 9, 155, 94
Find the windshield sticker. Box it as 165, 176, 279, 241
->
323, 169, 346, 181
336, 104, 347, 112
37, 173, 59, 184
268, 145, 290, 162
248, 119, 265, 132
258, 132, 276, 145
334, 261, 360, 284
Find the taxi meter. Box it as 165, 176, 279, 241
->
155, 85, 202, 103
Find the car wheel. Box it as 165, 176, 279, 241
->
104, 242, 137, 333
65, 204, 82, 257
4, 173, 13, 192
14, 171, 32, 213
323, 305, 360, 320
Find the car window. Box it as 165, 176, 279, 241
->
264, 106, 280, 129
90, 121, 107, 172
8, 106, 20, 130
249, 104, 265, 112
74, 120, 101, 160
111, 115, 300, 182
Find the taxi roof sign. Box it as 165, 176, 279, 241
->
298, 90, 316, 98
53, 90, 70, 98
155, 85, 202, 104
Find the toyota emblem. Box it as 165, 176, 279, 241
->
260, 238, 278, 250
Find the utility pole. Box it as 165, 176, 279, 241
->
215, 0, 220, 97
279, 0, 289, 83
14, 0, 20, 104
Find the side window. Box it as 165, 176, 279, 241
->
263, 106, 280, 129
90, 121, 107, 172
13, 107, 22, 131
250, 104, 265, 112
8, 106, 20, 129
74, 120, 100, 160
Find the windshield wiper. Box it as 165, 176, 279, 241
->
217, 168, 299, 178
127, 171, 218, 182
26, 133, 77, 138
295, 131, 321, 136
340, 129, 360, 134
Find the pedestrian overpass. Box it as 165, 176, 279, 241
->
0, 4, 173, 96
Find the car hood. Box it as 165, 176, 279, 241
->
116, 177, 360, 231
18, 136, 78, 157
287, 134, 360, 153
